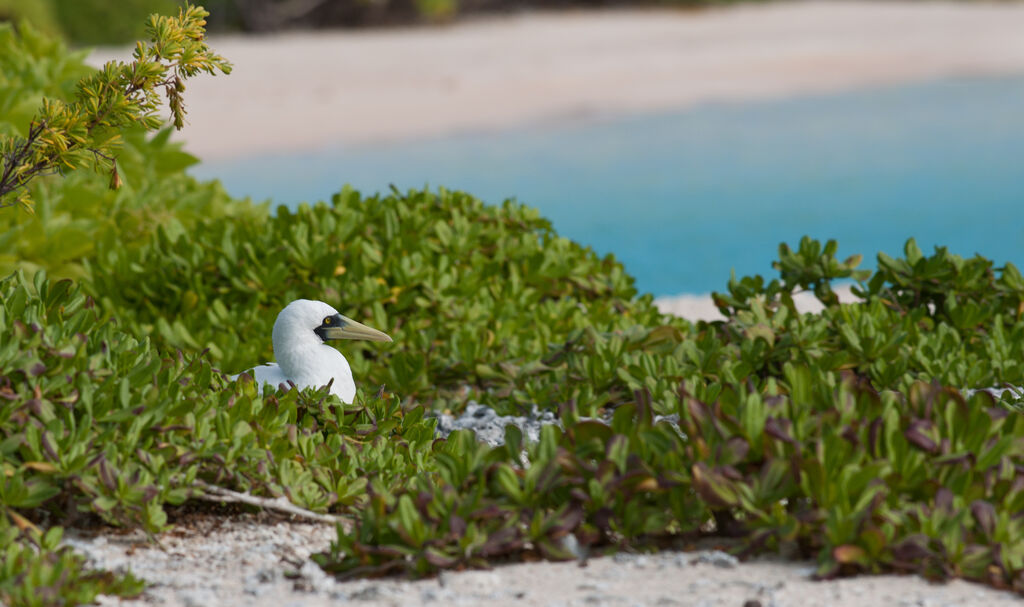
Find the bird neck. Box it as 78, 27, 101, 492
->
276, 341, 350, 388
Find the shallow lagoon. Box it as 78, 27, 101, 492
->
192, 76, 1024, 297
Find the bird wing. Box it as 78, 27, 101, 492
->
232, 363, 289, 394
231, 357, 356, 403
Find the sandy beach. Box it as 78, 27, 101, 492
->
71, 514, 1024, 607
90, 1, 1024, 162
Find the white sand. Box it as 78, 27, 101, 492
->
656, 284, 859, 321
69, 516, 1023, 607
90, 1, 1024, 162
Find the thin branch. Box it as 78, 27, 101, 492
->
192, 480, 351, 528
0, 121, 46, 202
88, 147, 116, 164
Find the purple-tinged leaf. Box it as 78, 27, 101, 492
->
40, 432, 59, 461
691, 462, 739, 508
764, 417, 797, 446
867, 416, 882, 457
97, 458, 117, 492
904, 420, 938, 453
548, 507, 584, 536
891, 535, 933, 564
448, 514, 466, 537
970, 500, 997, 536
423, 547, 458, 568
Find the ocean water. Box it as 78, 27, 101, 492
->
191, 76, 1024, 297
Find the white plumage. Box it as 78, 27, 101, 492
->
233, 299, 391, 403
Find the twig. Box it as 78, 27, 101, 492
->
192, 480, 351, 528
0, 121, 46, 205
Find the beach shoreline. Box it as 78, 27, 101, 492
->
89, 1, 1024, 161
87, 1, 1024, 318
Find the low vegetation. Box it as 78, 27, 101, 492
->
1, 5, 1022, 606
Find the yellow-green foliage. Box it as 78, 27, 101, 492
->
0, 3, 230, 212
0, 8, 261, 281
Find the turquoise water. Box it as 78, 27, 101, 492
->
192, 76, 1024, 297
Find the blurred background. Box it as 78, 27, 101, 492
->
5, 0, 1024, 302
0, 0, 741, 43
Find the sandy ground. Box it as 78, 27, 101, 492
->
89, 1, 1024, 161
67, 515, 1023, 607
654, 284, 858, 322
75, 4, 1024, 603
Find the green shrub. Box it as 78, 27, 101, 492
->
0, 270, 441, 603
89, 188, 1024, 419
87, 186, 668, 415
0, 518, 144, 606
0, 270, 443, 524
316, 373, 1024, 591
713, 238, 1024, 393
6, 235, 1024, 597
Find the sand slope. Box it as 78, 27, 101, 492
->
90, 1, 1024, 160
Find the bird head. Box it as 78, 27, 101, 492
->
272, 299, 392, 351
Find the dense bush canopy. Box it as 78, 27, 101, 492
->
1, 8, 1023, 606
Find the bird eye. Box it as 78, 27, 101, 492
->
323, 316, 332, 325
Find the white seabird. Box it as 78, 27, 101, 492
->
234, 299, 392, 403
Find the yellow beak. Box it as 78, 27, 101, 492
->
320, 315, 392, 342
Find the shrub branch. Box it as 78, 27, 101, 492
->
192, 481, 352, 528
0, 3, 231, 212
